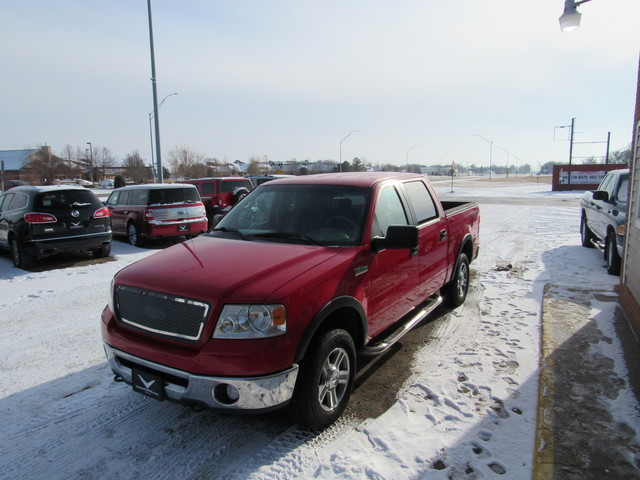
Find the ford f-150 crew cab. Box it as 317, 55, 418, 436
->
102, 172, 480, 429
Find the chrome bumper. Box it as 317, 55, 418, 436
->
104, 343, 298, 411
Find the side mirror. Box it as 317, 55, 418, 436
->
592, 190, 609, 202
371, 225, 418, 251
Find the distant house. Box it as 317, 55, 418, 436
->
0, 146, 77, 187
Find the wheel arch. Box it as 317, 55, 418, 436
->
294, 296, 367, 363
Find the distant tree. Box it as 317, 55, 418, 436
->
246, 159, 261, 176
609, 147, 630, 165
351, 157, 366, 172
93, 146, 116, 181
167, 146, 204, 179
122, 151, 149, 184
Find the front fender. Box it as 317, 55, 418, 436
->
294, 296, 367, 363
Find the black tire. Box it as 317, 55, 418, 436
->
605, 232, 621, 276
580, 215, 595, 248
127, 222, 141, 247
10, 236, 33, 269
92, 243, 112, 258
442, 253, 469, 308
290, 329, 356, 430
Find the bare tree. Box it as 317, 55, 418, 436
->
167, 146, 205, 180
122, 151, 150, 184
93, 146, 116, 181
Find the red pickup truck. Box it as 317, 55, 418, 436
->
102, 172, 480, 429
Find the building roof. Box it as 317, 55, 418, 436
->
0, 149, 39, 171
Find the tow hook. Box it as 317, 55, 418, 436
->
113, 375, 125, 383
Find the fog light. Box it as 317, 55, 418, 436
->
213, 383, 240, 405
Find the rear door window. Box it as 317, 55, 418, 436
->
220, 180, 252, 193
0, 193, 15, 211
9, 193, 29, 210
403, 180, 438, 224
202, 182, 216, 194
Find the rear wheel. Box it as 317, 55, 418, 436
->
127, 222, 141, 247
580, 215, 595, 248
605, 232, 621, 275
442, 253, 469, 308
92, 243, 112, 258
291, 329, 356, 430
10, 237, 33, 268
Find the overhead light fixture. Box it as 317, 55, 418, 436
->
559, 0, 592, 32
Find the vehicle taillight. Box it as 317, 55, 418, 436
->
24, 212, 57, 224
144, 209, 155, 220
94, 207, 111, 218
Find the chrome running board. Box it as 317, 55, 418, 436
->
362, 294, 442, 356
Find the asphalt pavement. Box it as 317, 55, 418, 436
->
533, 284, 640, 479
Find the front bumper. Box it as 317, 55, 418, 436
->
103, 343, 299, 412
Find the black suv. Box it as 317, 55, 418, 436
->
0, 186, 112, 268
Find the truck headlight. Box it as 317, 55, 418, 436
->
213, 305, 287, 339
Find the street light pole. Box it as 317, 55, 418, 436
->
86, 142, 93, 180
474, 134, 493, 180
339, 130, 359, 172
147, 0, 164, 183
406, 144, 420, 170
149, 92, 178, 179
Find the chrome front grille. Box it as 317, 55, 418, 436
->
116, 285, 210, 343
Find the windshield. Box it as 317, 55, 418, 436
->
210, 184, 370, 246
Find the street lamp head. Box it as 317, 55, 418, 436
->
559, 0, 591, 32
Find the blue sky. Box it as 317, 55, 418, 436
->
2, 0, 638, 170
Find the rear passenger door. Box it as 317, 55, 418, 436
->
401, 180, 449, 297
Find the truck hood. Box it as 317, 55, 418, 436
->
115, 236, 343, 303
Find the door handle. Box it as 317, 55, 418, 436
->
440, 229, 447, 241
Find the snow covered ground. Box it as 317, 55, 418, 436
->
0, 176, 638, 479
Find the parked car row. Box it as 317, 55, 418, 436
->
0, 177, 273, 268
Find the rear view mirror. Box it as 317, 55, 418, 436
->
371, 225, 418, 251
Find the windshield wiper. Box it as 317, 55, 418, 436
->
212, 226, 250, 241
71, 202, 91, 207
252, 231, 325, 246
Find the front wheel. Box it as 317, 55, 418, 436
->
290, 329, 356, 430
442, 253, 469, 308
606, 232, 621, 276
580, 215, 595, 248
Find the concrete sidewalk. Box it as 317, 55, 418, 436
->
533, 285, 640, 480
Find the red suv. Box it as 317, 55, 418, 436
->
105, 184, 207, 246
185, 177, 253, 227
